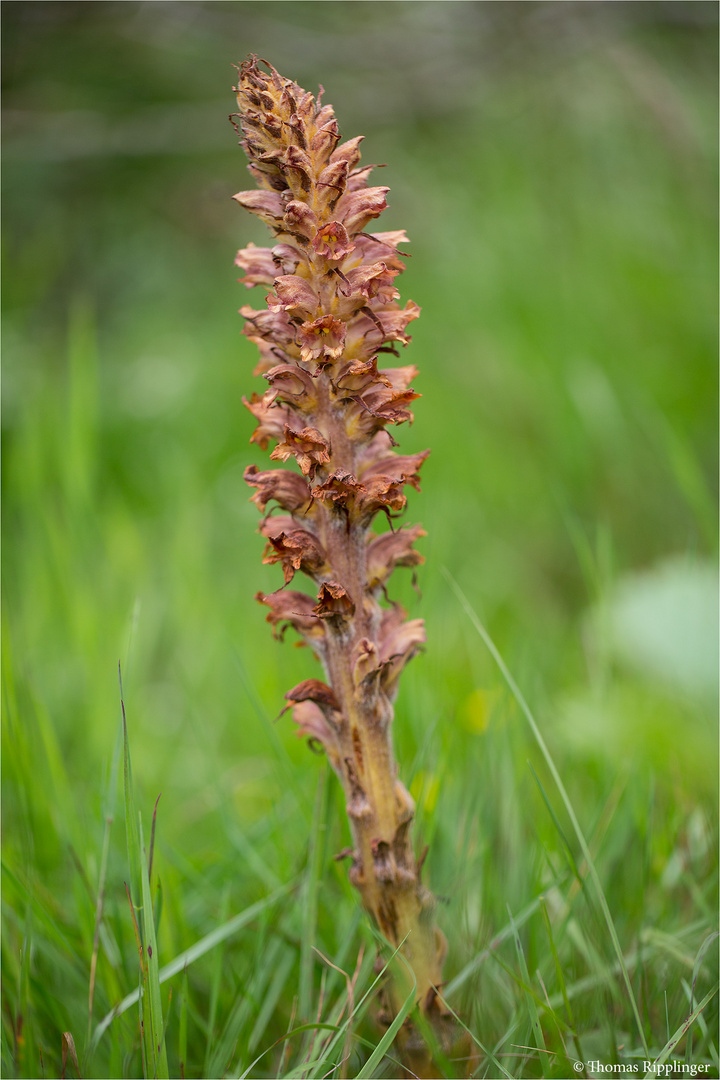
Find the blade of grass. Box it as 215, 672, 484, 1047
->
483, 940, 574, 1038
148, 794, 161, 887
539, 921, 707, 1013
61, 1031, 81, 1079
136, 967, 148, 1080
304, 933, 410, 1079
19, 902, 35, 1078
236, 1023, 340, 1080
314, 906, 362, 1009
681, 979, 707, 1031
1, 1022, 14, 1078
435, 994, 514, 1079
354, 969, 416, 1079
685, 931, 719, 1067
643, 982, 718, 1078
120, 672, 158, 1077
540, 897, 587, 1068
120, 665, 141, 911
91, 880, 297, 1051
248, 947, 295, 1053
507, 903, 549, 1077
528, 762, 582, 881
445, 892, 547, 997
311, 941, 373, 1080
121, 667, 168, 1077
443, 568, 651, 1059
311, 944, 361, 1079
203, 882, 231, 1075
88, 720, 123, 1042
158, 880, 296, 982
213, 936, 286, 1079
231, 647, 309, 813
300, 762, 330, 1023
125, 882, 152, 1079
639, 927, 698, 970
1, 861, 80, 977
539, 898, 573, 1027
178, 966, 188, 1080
284, 1056, 346, 1078
138, 814, 169, 1078
227, 819, 282, 891
566, 918, 623, 1006
209, 988, 255, 1079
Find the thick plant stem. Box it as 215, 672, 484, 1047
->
230, 56, 451, 1062
318, 501, 446, 1016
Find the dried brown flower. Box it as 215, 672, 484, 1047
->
231, 56, 450, 1064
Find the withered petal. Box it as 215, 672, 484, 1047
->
283, 200, 319, 239
366, 524, 426, 588
311, 470, 364, 506
291, 701, 342, 771
285, 678, 340, 711
259, 513, 301, 539
271, 243, 303, 274
282, 144, 313, 192
359, 449, 430, 489
233, 189, 286, 227
291, 699, 332, 741
310, 119, 341, 163
235, 242, 278, 287
312, 221, 355, 261
272, 275, 319, 320
329, 135, 364, 170
240, 304, 297, 348
374, 301, 421, 346
380, 364, 420, 390
270, 424, 331, 478
262, 528, 327, 584
349, 233, 407, 274
243, 392, 301, 449
315, 159, 350, 214
244, 464, 312, 513
256, 588, 324, 641
336, 186, 390, 235
346, 164, 380, 193
379, 616, 426, 699
352, 636, 381, 691
357, 475, 407, 517
313, 581, 356, 618
263, 363, 316, 404
380, 615, 426, 665
369, 229, 410, 248
334, 357, 392, 394
345, 262, 399, 303
297, 315, 346, 363
344, 384, 420, 440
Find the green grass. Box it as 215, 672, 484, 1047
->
2, 3, 718, 1077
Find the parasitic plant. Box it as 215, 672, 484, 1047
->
230, 57, 450, 1064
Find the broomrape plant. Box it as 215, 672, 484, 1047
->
231, 56, 451, 1063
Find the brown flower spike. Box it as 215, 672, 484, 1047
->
231, 57, 450, 1066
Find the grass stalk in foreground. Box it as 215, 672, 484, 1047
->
121, 670, 169, 1079
443, 567, 652, 1059
230, 55, 451, 1069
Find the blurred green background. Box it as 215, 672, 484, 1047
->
2, 2, 718, 1077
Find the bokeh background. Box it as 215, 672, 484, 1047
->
3, 2, 718, 1077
